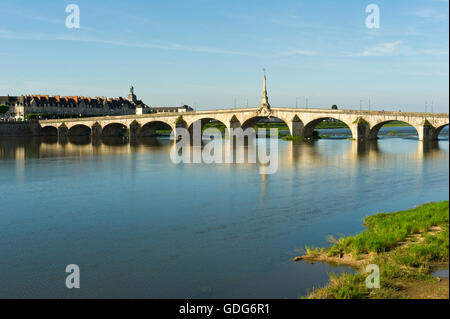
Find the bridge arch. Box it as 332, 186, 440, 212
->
68, 124, 91, 136
303, 117, 353, 139
139, 120, 174, 137
432, 123, 449, 140
101, 123, 127, 137
40, 125, 58, 136
368, 120, 417, 140
240, 116, 291, 137
187, 117, 228, 135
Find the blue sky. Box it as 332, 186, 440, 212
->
0, 0, 448, 112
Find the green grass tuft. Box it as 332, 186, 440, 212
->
305, 201, 449, 299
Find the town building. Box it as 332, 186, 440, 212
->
0, 86, 198, 119
0, 86, 148, 119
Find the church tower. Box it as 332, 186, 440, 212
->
127, 85, 137, 104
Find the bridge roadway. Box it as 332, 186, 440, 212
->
39, 107, 449, 141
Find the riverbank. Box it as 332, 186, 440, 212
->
0, 121, 41, 136
293, 201, 449, 299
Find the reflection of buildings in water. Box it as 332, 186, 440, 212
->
0, 137, 42, 160
7, 137, 171, 159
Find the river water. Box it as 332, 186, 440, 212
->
0, 126, 448, 298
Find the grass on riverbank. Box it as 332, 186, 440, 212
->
281, 135, 303, 141
300, 201, 449, 299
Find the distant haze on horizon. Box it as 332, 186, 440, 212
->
0, 0, 448, 113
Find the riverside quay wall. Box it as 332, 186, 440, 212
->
0, 121, 41, 136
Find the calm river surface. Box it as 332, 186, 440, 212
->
0, 126, 448, 298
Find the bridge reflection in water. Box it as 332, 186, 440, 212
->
4, 134, 445, 217
1, 135, 447, 167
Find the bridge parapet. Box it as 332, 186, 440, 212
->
272, 107, 448, 118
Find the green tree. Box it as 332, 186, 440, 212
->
0, 104, 9, 114
331, 105, 338, 110
175, 115, 186, 127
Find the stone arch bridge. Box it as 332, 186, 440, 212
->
39, 107, 449, 141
